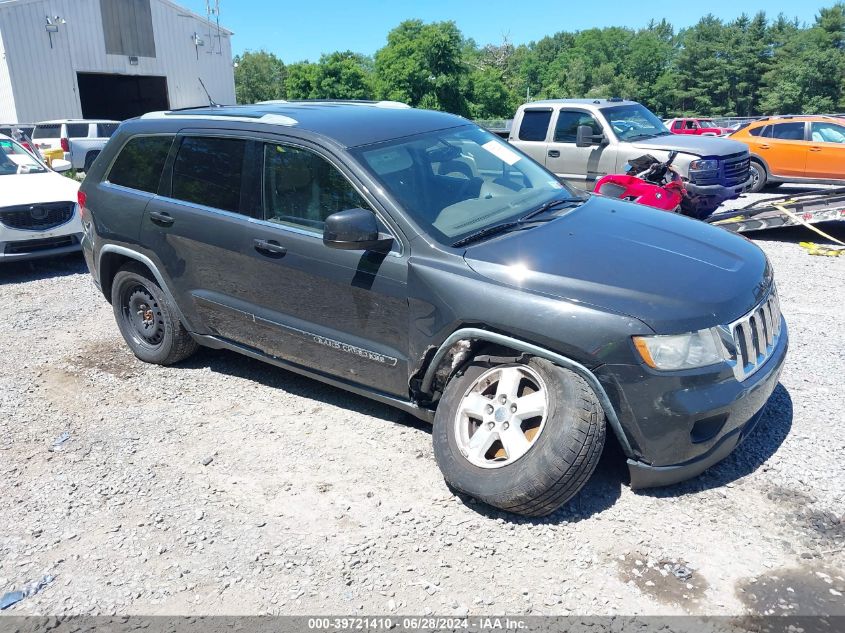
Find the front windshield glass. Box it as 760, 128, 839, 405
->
699, 120, 718, 128
0, 138, 47, 175
352, 126, 575, 245
602, 104, 670, 141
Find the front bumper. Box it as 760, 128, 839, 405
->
596, 320, 788, 489
0, 233, 82, 261
685, 174, 754, 199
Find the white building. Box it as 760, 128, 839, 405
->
0, 0, 236, 123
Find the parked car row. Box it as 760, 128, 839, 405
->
2, 118, 119, 172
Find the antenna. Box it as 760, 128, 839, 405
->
206, 0, 223, 55
198, 78, 218, 107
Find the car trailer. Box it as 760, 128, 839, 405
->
706, 187, 845, 234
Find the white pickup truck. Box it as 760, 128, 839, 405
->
32, 119, 120, 172
508, 99, 753, 213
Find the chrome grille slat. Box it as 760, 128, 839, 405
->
728, 285, 782, 381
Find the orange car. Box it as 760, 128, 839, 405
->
730, 115, 845, 192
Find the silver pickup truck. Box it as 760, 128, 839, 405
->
508, 99, 753, 213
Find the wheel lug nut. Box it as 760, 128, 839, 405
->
499, 395, 507, 404
485, 404, 494, 414
487, 421, 495, 430
510, 403, 517, 413
502, 422, 509, 430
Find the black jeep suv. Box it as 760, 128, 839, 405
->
79, 101, 787, 516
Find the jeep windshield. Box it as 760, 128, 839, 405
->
0, 138, 48, 175
353, 126, 579, 246
603, 104, 671, 141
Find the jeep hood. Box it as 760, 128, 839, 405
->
462, 197, 771, 333
631, 134, 749, 157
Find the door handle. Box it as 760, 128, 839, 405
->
149, 210, 174, 227
759, 144, 770, 150
548, 150, 560, 158
809, 147, 822, 152
253, 238, 287, 257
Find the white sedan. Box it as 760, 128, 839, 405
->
1, 134, 82, 261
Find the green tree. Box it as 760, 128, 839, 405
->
373, 20, 469, 114
314, 51, 373, 99
285, 62, 320, 99
233, 50, 286, 104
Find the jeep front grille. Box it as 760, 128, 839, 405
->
0, 202, 74, 231
724, 286, 782, 381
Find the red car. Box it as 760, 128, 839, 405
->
666, 118, 732, 137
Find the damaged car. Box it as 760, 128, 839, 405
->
78, 101, 787, 516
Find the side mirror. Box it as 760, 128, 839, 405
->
576, 125, 604, 148
51, 158, 72, 173
323, 208, 394, 251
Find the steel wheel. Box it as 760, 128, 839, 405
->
121, 284, 165, 349
453, 364, 548, 469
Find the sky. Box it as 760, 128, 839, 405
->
180, 0, 833, 63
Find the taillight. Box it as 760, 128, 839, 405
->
77, 190, 88, 221
60, 137, 70, 152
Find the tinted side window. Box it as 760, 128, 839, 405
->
748, 126, 763, 137
108, 135, 173, 193
771, 122, 805, 140
66, 123, 89, 138
518, 110, 552, 141
98, 123, 119, 138
172, 137, 248, 213
263, 144, 371, 232
33, 124, 60, 139
554, 111, 601, 142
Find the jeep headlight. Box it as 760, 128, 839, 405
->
689, 159, 719, 171
633, 329, 723, 370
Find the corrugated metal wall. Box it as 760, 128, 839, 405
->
0, 28, 18, 121
0, 0, 235, 122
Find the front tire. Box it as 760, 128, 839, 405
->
749, 160, 767, 193
433, 357, 605, 517
111, 263, 198, 365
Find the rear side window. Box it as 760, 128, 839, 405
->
98, 123, 119, 138
771, 122, 805, 140
66, 123, 89, 138
33, 124, 60, 139
108, 135, 173, 193
171, 136, 248, 213
554, 111, 601, 142
518, 109, 552, 141
748, 126, 763, 137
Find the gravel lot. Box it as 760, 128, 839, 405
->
1, 185, 843, 617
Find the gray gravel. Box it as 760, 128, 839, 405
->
0, 186, 843, 616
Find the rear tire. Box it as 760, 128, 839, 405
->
432, 357, 605, 517
111, 263, 198, 365
748, 160, 767, 193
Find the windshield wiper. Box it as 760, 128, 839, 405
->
452, 197, 582, 248
451, 221, 525, 248
519, 196, 584, 222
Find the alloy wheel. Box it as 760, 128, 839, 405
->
453, 365, 549, 469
